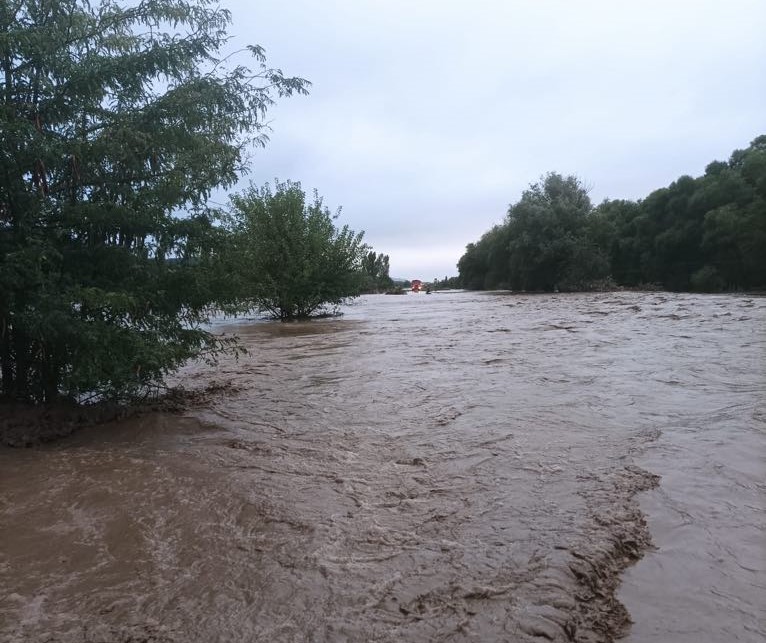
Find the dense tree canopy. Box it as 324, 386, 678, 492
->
228, 181, 367, 320
459, 174, 609, 291
0, 0, 308, 403
458, 137, 766, 292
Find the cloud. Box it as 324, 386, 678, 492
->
224, 0, 766, 277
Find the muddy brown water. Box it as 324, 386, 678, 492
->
1, 292, 764, 642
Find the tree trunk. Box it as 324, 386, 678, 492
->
41, 350, 60, 404
11, 327, 31, 401
0, 318, 13, 398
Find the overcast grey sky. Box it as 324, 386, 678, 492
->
224, 0, 765, 279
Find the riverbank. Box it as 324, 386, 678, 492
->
0, 401, 133, 448
0, 383, 238, 448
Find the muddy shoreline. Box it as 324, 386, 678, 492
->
0, 381, 241, 448
0, 401, 133, 448
2, 291, 763, 642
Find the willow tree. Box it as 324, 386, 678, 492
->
0, 0, 308, 403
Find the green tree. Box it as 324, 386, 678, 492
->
458, 136, 765, 293
457, 174, 605, 292
361, 251, 393, 292
229, 181, 367, 320
456, 225, 511, 290
504, 173, 605, 291
456, 242, 484, 290
0, 0, 308, 403
699, 137, 766, 289
628, 137, 765, 290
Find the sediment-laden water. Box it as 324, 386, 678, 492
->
1, 292, 763, 642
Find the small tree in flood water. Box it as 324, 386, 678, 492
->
229, 181, 367, 321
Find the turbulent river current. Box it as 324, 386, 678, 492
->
1, 291, 764, 642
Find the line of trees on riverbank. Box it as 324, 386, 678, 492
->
458, 137, 766, 292
0, 0, 385, 406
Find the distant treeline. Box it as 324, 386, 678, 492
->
458, 136, 766, 292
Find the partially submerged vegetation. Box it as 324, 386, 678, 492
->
458, 138, 766, 293
0, 0, 378, 407
227, 181, 368, 321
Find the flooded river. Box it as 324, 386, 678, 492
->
1, 292, 764, 642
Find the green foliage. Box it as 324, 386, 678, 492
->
608, 137, 766, 290
0, 0, 308, 403
690, 265, 724, 292
459, 173, 608, 291
361, 251, 393, 292
229, 181, 367, 320
505, 173, 605, 291
458, 137, 766, 292
457, 225, 511, 290
432, 275, 462, 289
